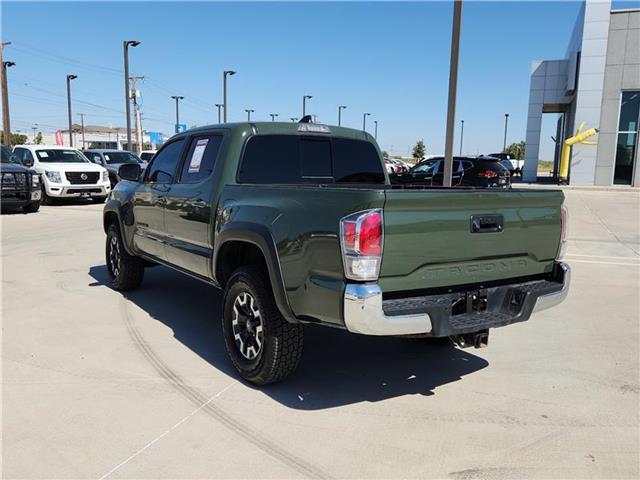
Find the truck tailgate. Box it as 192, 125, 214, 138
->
379, 188, 564, 293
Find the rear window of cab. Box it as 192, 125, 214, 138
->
238, 135, 385, 184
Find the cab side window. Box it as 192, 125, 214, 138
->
88, 153, 103, 164
179, 135, 223, 183
145, 139, 185, 183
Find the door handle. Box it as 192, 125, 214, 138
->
470, 214, 504, 233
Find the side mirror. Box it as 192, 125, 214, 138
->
119, 163, 142, 182
22, 158, 34, 168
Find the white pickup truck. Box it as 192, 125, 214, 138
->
12, 144, 111, 204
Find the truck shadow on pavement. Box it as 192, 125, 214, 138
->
89, 264, 489, 410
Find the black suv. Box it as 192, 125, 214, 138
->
1, 145, 41, 213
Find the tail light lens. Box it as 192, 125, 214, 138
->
478, 169, 498, 178
340, 209, 383, 281
557, 204, 568, 260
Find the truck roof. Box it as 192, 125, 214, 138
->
178, 122, 376, 143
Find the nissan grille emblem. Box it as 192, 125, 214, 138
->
80, 173, 88, 181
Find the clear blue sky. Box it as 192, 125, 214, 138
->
3, 1, 638, 156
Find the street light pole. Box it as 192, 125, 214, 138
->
290, 117, 298, 122
362, 112, 371, 131
459, 119, 464, 155
78, 114, 85, 149
338, 105, 346, 126
270, 113, 278, 122
215, 103, 222, 124
1, 41, 14, 147
123, 40, 140, 151
171, 95, 184, 133
302, 95, 312, 117
503, 113, 509, 151
66, 74, 77, 147
31, 125, 37, 142
223, 70, 236, 123
443, 0, 463, 187
374, 120, 378, 140
245, 109, 254, 121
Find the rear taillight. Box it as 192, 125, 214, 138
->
557, 204, 568, 260
478, 169, 498, 178
340, 209, 383, 281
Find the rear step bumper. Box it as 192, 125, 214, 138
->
343, 262, 570, 336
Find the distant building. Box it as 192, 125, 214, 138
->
523, 1, 639, 186
46, 124, 166, 150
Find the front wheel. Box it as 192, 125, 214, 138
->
106, 223, 144, 291
222, 266, 303, 385
23, 201, 40, 213
40, 185, 53, 205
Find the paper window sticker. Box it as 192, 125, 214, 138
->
188, 138, 209, 173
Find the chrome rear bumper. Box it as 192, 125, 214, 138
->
343, 262, 571, 336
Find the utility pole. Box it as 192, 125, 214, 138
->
374, 120, 378, 140
171, 95, 184, 133
245, 109, 254, 121
290, 117, 298, 122
223, 70, 236, 123
460, 119, 464, 155
1, 41, 14, 147
215, 103, 223, 124
503, 113, 509, 151
302, 95, 312, 117
362, 112, 371, 132
123, 40, 140, 151
270, 113, 278, 122
78, 113, 86, 149
443, 0, 463, 187
66, 74, 77, 147
130, 76, 144, 154
338, 105, 346, 126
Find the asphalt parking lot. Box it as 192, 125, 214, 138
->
2, 189, 639, 479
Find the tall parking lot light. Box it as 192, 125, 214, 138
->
1, 56, 15, 147
171, 95, 184, 133
270, 113, 278, 122
374, 120, 378, 140
503, 113, 509, 151
362, 112, 371, 132
123, 40, 140, 151
245, 109, 255, 121
443, 0, 463, 187
460, 119, 464, 155
215, 103, 223, 123
290, 117, 298, 122
223, 70, 236, 123
302, 95, 312, 117
66, 74, 77, 147
338, 105, 347, 126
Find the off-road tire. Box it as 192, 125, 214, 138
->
23, 201, 40, 213
105, 223, 144, 291
222, 266, 303, 385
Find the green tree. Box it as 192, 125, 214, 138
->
382, 150, 389, 159
412, 140, 426, 161
0, 132, 28, 145
35, 132, 43, 144
505, 141, 525, 160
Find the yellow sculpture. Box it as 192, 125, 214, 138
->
559, 121, 598, 182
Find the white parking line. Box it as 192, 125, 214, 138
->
565, 258, 640, 266
566, 253, 640, 260
98, 381, 236, 480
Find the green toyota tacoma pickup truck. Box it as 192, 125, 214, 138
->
103, 121, 570, 385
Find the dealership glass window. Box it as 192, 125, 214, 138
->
614, 91, 640, 185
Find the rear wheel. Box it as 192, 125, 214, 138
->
105, 223, 144, 291
222, 266, 303, 385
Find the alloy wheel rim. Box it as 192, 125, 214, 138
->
232, 292, 264, 360
109, 235, 121, 277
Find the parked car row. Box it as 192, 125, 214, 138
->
391, 155, 512, 188
1, 144, 154, 213
384, 158, 411, 174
